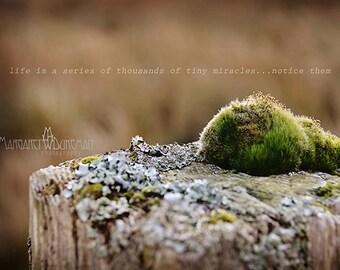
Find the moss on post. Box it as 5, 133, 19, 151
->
199, 92, 340, 176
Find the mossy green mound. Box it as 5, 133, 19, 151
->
316, 182, 340, 199
199, 92, 340, 176
298, 117, 340, 173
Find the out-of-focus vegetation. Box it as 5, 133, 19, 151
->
0, 0, 339, 269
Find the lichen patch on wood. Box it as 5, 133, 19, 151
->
29, 136, 340, 270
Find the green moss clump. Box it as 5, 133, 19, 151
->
298, 117, 340, 174
316, 183, 340, 199
78, 183, 103, 200
141, 186, 161, 196
210, 209, 237, 223
123, 190, 147, 202
71, 155, 101, 170
130, 192, 146, 202
80, 155, 101, 164
199, 93, 340, 176
122, 189, 160, 208
123, 190, 135, 200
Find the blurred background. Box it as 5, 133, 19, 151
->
1, 0, 339, 268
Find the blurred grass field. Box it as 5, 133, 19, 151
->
0, 0, 340, 268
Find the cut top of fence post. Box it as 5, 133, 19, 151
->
29, 137, 340, 270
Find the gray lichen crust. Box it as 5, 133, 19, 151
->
34, 136, 340, 270
129, 135, 200, 171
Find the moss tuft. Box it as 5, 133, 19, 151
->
298, 117, 340, 173
80, 155, 101, 164
199, 92, 340, 176
122, 190, 135, 200
71, 155, 101, 170
141, 186, 161, 196
210, 209, 237, 223
316, 183, 340, 199
130, 192, 146, 202
78, 183, 103, 200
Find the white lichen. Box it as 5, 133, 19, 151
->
75, 197, 130, 222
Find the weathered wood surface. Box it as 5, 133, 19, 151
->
29, 140, 340, 270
